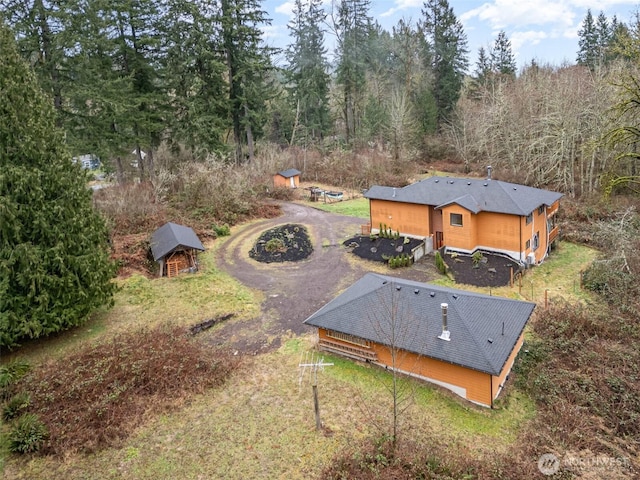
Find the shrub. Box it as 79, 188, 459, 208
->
264, 237, 287, 253
434, 251, 447, 274
213, 224, 231, 237
8, 413, 48, 454
0, 360, 30, 400
472, 251, 484, 268
2, 392, 31, 421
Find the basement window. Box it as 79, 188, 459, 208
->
450, 213, 463, 227
327, 331, 370, 348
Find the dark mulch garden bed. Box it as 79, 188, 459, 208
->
344, 234, 522, 288
444, 251, 522, 288
249, 224, 313, 263
343, 235, 425, 262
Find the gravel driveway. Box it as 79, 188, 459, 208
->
213, 202, 370, 353
214, 202, 438, 354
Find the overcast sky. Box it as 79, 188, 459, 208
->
263, 0, 640, 71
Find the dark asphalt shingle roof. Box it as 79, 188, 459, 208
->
276, 168, 301, 178
303, 273, 535, 376
365, 176, 563, 216
150, 222, 205, 262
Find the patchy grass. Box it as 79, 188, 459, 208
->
1, 244, 261, 366
304, 197, 369, 218
2, 337, 535, 479
425, 241, 598, 305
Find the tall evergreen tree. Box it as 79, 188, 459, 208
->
577, 9, 598, 69
595, 10, 611, 65
387, 19, 435, 139
491, 30, 517, 76
285, 0, 331, 145
160, 0, 228, 159
0, 22, 116, 348
0, 0, 70, 119
221, 0, 275, 164
333, 0, 372, 143
420, 0, 469, 128
474, 46, 492, 85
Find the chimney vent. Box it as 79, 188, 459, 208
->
414, 289, 420, 294
438, 303, 450, 341
487, 165, 492, 180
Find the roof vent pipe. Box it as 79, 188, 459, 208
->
487, 165, 492, 180
392, 187, 396, 197
438, 303, 450, 341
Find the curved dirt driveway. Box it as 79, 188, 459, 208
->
213, 202, 370, 353
214, 202, 437, 354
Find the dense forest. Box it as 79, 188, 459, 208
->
2, 0, 639, 199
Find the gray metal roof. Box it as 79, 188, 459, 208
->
277, 168, 301, 178
365, 176, 563, 216
303, 273, 535, 376
150, 222, 205, 262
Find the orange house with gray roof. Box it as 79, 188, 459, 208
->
304, 273, 536, 407
364, 170, 563, 265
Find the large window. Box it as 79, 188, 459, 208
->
450, 213, 463, 227
533, 232, 540, 251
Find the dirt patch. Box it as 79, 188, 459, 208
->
248, 224, 313, 263
444, 251, 522, 287
343, 235, 425, 263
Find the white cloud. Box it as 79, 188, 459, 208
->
275, 1, 295, 17
380, 0, 423, 18
510, 30, 548, 54
460, 1, 576, 31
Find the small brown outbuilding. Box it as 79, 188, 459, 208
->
273, 168, 301, 189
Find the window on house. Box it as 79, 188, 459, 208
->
526, 213, 533, 224
525, 239, 530, 250
533, 232, 540, 251
327, 330, 370, 348
450, 213, 463, 227
538, 205, 545, 215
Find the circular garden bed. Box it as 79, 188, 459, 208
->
249, 224, 313, 263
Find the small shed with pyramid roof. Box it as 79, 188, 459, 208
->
150, 222, 205, 277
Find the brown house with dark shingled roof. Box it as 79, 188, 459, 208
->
304, 273, 535, 407
365, 171, 563, 265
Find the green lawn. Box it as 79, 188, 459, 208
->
305, 197, 369, 218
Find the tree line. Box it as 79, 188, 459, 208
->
2, 1, 640, 194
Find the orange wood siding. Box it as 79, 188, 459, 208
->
441, 206, 475, 251
491, 332, 524, 401
317, 328, 492, 406
475, 212, 522, 252
369, 200, 430, 237
273, 174, 299, 188
372, 343, 492, 406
